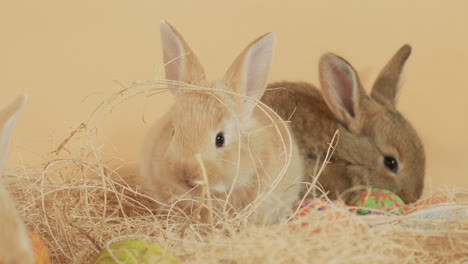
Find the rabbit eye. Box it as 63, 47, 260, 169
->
384, 155, 398, 173
215, 132, 225, 148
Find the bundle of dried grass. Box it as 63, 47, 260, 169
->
3, 82, 468, 263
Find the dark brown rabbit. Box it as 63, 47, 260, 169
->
261, 45, 425, 203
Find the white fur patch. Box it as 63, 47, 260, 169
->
19, 229, 32, 251
210, 183, 228, 194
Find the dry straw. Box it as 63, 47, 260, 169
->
3, 81, 468, 263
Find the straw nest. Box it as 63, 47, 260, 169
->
3, 82, 468, 263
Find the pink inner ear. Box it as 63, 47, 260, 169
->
161, 25, 183, 81
245, 50, 269, 99
243, 34, 274, 101
331, 65, 355, 117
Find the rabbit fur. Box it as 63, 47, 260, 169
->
0, 94, 34, 264
262, 45, 425, 203
140, 21, 304, 225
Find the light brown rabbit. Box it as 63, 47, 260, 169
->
0, 94, 35, 264
262, 45, 425, 203
140, 21, 304, 225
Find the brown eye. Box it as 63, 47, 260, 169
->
215, 132, 225, 148
384, 155, 398, 173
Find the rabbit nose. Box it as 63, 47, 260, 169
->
181, 169, 204, 188
183, 179, 196, 188
183, 178, 206, 189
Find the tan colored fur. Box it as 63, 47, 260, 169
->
140, 22, 303, 224
0, 95, 34, 264
262, 45, 425, 203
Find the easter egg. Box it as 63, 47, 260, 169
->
348, 188, 406, 215
405, 203, 467, 230
295, 199, 334, 218
403, 196, 449, 214
28, 232, 51, 264
291, 199, 352, 232
93, 240, 179, 264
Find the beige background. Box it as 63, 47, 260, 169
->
1, 1, 467, 195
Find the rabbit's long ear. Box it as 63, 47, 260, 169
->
160, 21, 207, 89
319, 53, 367, 128
371, 45, 411, 107
0, 94, 27, 171
223, 33, 276, 116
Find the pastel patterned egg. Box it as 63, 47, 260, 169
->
406, 204, 467, 230
296, 199, 334, 218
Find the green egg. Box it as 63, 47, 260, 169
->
94, 240, 179, 264
348, 188, 406, 215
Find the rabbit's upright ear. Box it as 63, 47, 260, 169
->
371, 45, 412, 107
319, 53, 367, 128
223, 33, 276, 116
160, 21, 207, 89
0, 94, 27, 171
